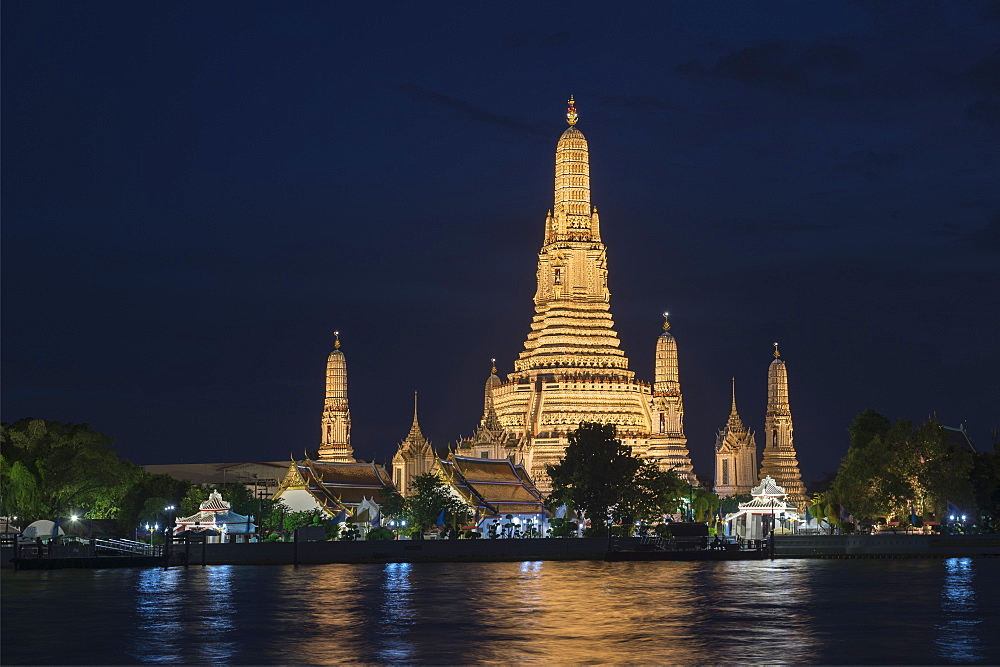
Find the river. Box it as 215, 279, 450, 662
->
3, 558, 998, 664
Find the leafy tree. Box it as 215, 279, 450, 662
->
547, 423, 638, 536
117, 471, 189, 533
719, 493, 752, 517
618, 461, 687, 527
403, 473, 472, 536
547, 423, 687, 535
0, 419, 136, 524
830, 411, 976, 523
970, 451, 1000, 531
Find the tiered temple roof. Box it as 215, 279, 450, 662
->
439, 455, 548, 519
275, 459, 393, 517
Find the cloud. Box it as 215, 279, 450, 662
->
675, 40, 863, 96
398, 85, 548, 137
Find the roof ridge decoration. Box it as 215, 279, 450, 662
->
200, 490, 231, 512
751, 475, 787, 498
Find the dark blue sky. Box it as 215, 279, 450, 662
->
3, 2, 999, 486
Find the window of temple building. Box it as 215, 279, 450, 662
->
554, 268, 562, 284
723, 460, 730, 486
659, 412, 665, 434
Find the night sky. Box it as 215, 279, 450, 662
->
4, 3, 999, 487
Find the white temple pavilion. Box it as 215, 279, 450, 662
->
724, 476, 799, 540
174, 490, 256, 542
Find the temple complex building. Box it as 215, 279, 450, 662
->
318, 332, 354, 463
390, 393, 437, 495
714, 379, 758, 497
489, 98, 658, 490
381, 99, 808, 501
759, 343, 807, 508
723, 476, 800, 540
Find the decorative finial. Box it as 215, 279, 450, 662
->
773, 341, 780, 358
731, 377, 737, 413
662, 312, 671, 332
566, 95, 578, 126
334, 330, 341, 349
491, 358, 497, 375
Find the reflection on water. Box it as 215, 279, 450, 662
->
3, 559, 999, 664
937, 558, 984, 663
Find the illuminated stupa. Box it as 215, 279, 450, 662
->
318, 331, 354, 463
759, 343, 806, 507
489, 98, 691, 490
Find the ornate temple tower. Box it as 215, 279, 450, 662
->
390, 392, 437, 495
460, 359, 510, 460
714, 378, 757, 497
491, 98, 653, 490
759, 343, 807, 507
645, 313, 696, 483
318, 331, 355, 463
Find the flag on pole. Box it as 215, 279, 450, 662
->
910, 505, 918, 525
805, 507, 812, 523
371, 510, 380, 530
436, 509, 446, 527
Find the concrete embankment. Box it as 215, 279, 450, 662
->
4, 535, 998, 570
775, 534, 1000, 558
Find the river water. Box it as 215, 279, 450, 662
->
3, 558, 998, 664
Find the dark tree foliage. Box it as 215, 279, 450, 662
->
0, 419, 136, 524
547, 422, 685, 535
830, 411, 976, 522
399, 473, 472, 536
848, 409, 892, 449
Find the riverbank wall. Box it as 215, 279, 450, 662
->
4, 534, 998, 569
775, 534, 1000, 557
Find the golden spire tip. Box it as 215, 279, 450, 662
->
566, 95, 578, 126
662, 311, 671, 332
334, 330, 341, 349
490, 357, 497, 375
773, 341, 780, 358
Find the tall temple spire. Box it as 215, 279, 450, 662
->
318, 330, 354, 462
647, 311, 695, 483
760, 343, 806, 507
654, 312, 679, 393
714, 376, 757, 497
391, 390, 435, 495
491, 99, 654, 491
407, 390, 425, 441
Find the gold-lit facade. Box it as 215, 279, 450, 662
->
384, 99, 807, 500
759, 344, 806, 507
488, 99, 694, 491
318, 332, 354, 463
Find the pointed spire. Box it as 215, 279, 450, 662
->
491, 357, 497, 375
566, 95, 578, 126
773, 341, 780, 358
334, 330, 341, 350
730, 377, 738, 414
662, 311, 671, 332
